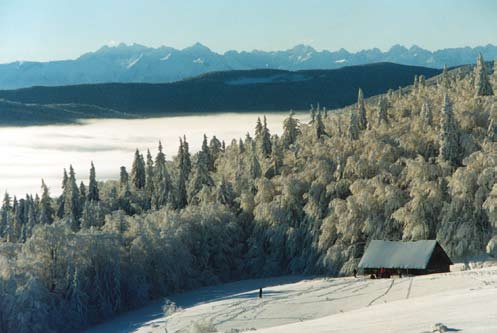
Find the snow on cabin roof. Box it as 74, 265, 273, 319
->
358, 240, 439, 269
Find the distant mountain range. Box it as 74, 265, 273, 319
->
0, 43, 495, 90
0, 62, 440, 125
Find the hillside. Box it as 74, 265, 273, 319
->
0, 42, 495, 89
0, 63, 440, 119
0, 55, 495, 333
84, 265, 497, 333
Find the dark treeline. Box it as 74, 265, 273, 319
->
0, 55, 496, 332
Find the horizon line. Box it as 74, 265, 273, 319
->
3, 42, 497, 65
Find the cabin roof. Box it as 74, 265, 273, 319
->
358, 240, 450, 269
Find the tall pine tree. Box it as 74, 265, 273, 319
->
131, 149, 146, 189
88, 162, 99, 201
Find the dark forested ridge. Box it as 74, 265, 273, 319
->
0, 63, 440, 122
0, 56, 495, 332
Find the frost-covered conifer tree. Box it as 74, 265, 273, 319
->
131, 149, 146, 190
209, 136, 222, 167
180, 135, 192, 178
282, 111, 300, 147
309, 104, 316, 123
216, 177, 235, 207
0, 192, 11, 238
315, 110, 326, 139
421, 101, 433, 127
255, 117, 263, 138
119, 166, 129, 189
439, 94, 460, 164
87, 162, 99, 201
420, 74, 426, 86
188, 150, 214, 204
64, 165, 81, 229
474, 53, 494, 97
348, 110, 359, 140
201, 134, 214, 172
57, 169, 68, 218
250, 151, 262, 179
357, 88, 368, 130
152, 141, 173, 208
79, 181, 86, 206
144, 149, 154, 208
260, 116, 272, 157
377, 96, 388, 124
440, 64, 449, 88
118, 171, 133, 215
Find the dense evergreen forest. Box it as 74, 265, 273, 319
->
0, 55, 495, 332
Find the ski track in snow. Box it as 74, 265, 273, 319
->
84, 265, 497, 333
367, 279, 394, 306
406, 277, 413, 299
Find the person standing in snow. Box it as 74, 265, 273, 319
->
353, 269, 357, 278
259, 288, 263, 299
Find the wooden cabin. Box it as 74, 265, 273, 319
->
358, 240, 452, 276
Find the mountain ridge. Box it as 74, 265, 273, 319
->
0, 43, 495, 89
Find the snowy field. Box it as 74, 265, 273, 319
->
85, 265, 497, 333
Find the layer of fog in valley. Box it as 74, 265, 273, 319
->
0, 112, 308, 197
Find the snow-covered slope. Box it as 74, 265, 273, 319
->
84, 265, 497, 333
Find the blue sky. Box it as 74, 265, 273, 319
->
1, 0, 496, 63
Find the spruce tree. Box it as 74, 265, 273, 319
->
238, 138, 245, 153
131, 149, 146, 189
117, 166, 134, 213
188, 150, 214, 203
79, 181, 87, 205
216, 177, 235, 207
418, 75, 426, 88
357, 88, 368, 130
119, 166, 129, 190
181, 135, 192, 177
309, 105, 316, 123
282, 111, 301, 147
377, 96, 388, 124
348, 110, 360, 140
176, 169, 188, 209
315, 110, 326, 139
64, 165, 81, 230
144, 149, 154, 207
39, 180, 54, 225
88, 162, 99, 201
439, 94, 460, 165
260, 116, 272, 157
421, 101, 433, 127
249, 151, 261, 179
441, 64, 449, 88
474, 53, 494, 97
14, 197, 24, 241
209, 136, 222, 169
0, 192, 11, 238
255, 117, 263, 139
152, 141, 172, 208
201, 134, 214, 171
57, 169, 68, 218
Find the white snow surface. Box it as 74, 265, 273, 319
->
126, 54, 143, 69
84, 266, 497, 333
160, 53, 171, 61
